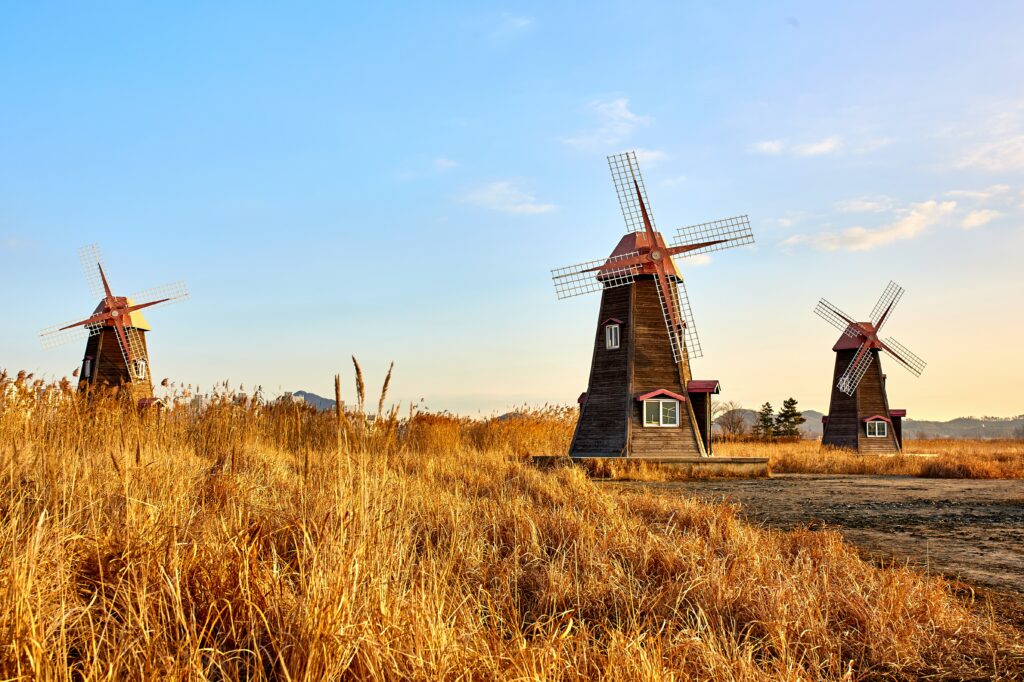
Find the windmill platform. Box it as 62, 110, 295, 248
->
532, 455, 770, 478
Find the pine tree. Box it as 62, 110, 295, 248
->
753, 402, 775, 440
774, 397, 806, 437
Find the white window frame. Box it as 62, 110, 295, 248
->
866, 420, 888, 438
132, 358, 148, 380
605, 323, 620, 350
643, 398, 680, 427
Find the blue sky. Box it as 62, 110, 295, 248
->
2, 2, 1022, 420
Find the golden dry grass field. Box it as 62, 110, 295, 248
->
2, 368, 1023, 680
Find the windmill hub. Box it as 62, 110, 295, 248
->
649, 249, 663, 261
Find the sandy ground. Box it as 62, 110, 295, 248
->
606, 474, 1024, 623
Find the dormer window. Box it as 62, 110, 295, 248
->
605, 323, 620, 349
866, 420, 887, 438
636, 389, 685, 428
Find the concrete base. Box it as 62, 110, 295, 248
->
532, 455, 770, 479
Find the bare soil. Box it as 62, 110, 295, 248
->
606, 474, 1024, 626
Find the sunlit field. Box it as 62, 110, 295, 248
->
2, 368, 1023, 679
715, 438, 1024, 479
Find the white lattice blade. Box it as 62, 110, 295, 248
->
653, 277, 685, 364
128, 281, 190, 309
883, 336, 926, 377
814, 299, 860, 337
672, 215, 754, 257
78, 244, 109, 300
607, 151, 655, 234
552, 251, 641, 299
837, 344, 874, 396
870, 280, 904, 328
676, 278, 702, 359
38, 322, 100, 349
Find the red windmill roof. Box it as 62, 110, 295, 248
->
889, 409, 907, 417
601, 231, 683, 279
833, 323, 875, 351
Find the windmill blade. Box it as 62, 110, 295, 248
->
881, 337, 926, 377
38, 320, 103, 349
128, 281, 190, 310
671, 215, 754, 257
870, 280, 904, 329
78, 244, 109, 301
814, 299, 860, 338
551, 251, 642, 299
607, 151, 656, 234
112, 323, 149, 381
652, 275, 685, 364
837, 343, 874, 396
676, 278, 702, 359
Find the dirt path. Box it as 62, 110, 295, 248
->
605, 475, 1024, 597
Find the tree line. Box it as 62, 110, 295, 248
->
715, 397, 807, 440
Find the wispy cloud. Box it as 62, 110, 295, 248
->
633, 148, 667, 164
660, 175, 687, 188
962, 209, 1000, 230
835, 196, 895, 213
433, 157, 458, 171
751, 136, 845, 157
685, 254, 712, 266
946, 184, 1011, 200
793, 136, 843, 156
562, 98, 650, 149
781, 200, 956, 251
956, 136, 1024, 172
489, 13, 534, 40
751, 139, 784, 155
460, 181, 555, 214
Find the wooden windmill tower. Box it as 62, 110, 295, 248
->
552, 151, 754, 458
39, 244, 189, 402
814, 281, 926, 453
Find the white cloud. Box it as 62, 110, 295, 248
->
858, 137, 895, 153
946, 184, 1011, 200
562, 98, 650, 149
490, 13, 534, 39
962, 209, 1000, 230
433, 157, 458, 171
633, 148, 667, 164
793, 136, 843, 157
956, 135, 1024, 172
835, 196, 895, 213
684, 254, 712, 266
751, 139, 784, 155
781, 200, 956, 251
775, 217, 794, 228
460, 181, 555, 214
660, 175, 687, 188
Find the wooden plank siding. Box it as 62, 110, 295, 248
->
78, 326, 154, 399
626, 277, 703, 457
569, 276, 706, 458
822, 348, 899, 454
569, 285, 632, 456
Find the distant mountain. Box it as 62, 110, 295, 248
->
293, 390, 336, 412
714, 407, 1024, 440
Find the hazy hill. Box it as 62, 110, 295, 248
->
293, 390, 336, 412
714, 408, 1024, 440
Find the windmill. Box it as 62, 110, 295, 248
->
814, 281, 926, 453
551, 151, 754, 458
39, 244, 189, 402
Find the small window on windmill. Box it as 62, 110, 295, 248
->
643, 399, 680, 427
866, 420, 887, 438
132, 358, 148, 380
605, 323, 620, 350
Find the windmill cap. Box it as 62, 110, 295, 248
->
91, 297, 152, 331
832, 323, 876, 351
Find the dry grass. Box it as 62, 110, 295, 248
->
1, 369, 1023, 680
716, 438, 1024, 478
